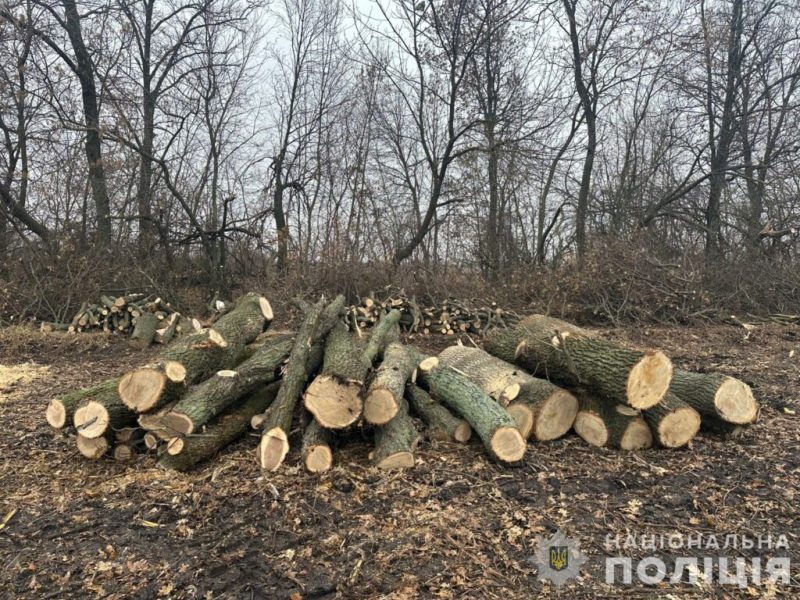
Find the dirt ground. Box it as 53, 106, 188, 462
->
0, 321, 798, 599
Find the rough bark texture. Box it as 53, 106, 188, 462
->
258, 298, 331, 470
574, 394, 653, 450
507, 379, 578, 441
668, 370, 758, 426
417, 362, 525, 462
159, 383, 279, 471
364, 343, 417, 425
119, 294, 270, 412
371, 399, 419, 469
301, 419, 333, 473
484, 315, 672, 409
438, 345, 534, 404
642, 392, 701, 448
162, 334, 294, 435
73, 378, 137, 439
129, 312, 158, 349
362, 310, 402, 363
405, 385, 471, 442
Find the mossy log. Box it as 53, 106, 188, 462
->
129, 312, 158, 349
73, 378, 138, 439
405, 385, 471, 442
118, 294, 271, 412
364, 342, 417, 425
668, 370, 758, 427
47, 378, 119, 429
573, 394, 653, 450
258, 298, 331, 471
416, 360, 525, 462
159, 383, 279, 471
642, 392, 701, 448
301, 418, 333, 473
506, 379, 578, 441
159, 333, 294, 436
370, 399, 419, 469
484, 315, 672, 409
437, 345, 533, 404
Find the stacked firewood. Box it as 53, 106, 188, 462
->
44, 293, 185, 349
45, 295, 760, 471
347, 288, 520, 335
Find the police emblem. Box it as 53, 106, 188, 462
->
532, 530, 587, 586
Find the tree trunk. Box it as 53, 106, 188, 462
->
302, 418, 333, 473
416, 361, 525, 463
76, 434, 111, 460
506, 379, 578, 442
573, 394, 653, 450
73, 378, 137, 439
405, 385, 471, 442
668, 370, 757, 427
46, 377, 119, 429
159, 383, 280, 471
370, 398, 419, 469
642, 392, 701, 448
364, 342, 417, 425
484, 315, 672, 409
437, 345, 533, 405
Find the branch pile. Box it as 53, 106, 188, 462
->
46, 300, 759, 472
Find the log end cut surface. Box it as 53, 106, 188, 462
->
658, 407, 701, 448
374, 451, 415, 469
45, 401, 67, 429
534, 389, 579, 441
363, 389, 399, 425
620, 418, 654, 450
259, 297, 274, 321
715, 378, 758, 424
74, 402, 110, 439
304, 375, 362, 428
574, 412, 607, 447
490, 426, 526, 462
507, 404, 533, 438
119, 361, 186, 411
453, 422, 472, 443
259, 427, 289, 471
626, 351, 672, 409
76, 435, 109, 459
304, 446, 333, 473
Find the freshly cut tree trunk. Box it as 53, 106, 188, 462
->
118, 294, 271, 412
364, 342, 417, 425
258, 298, 329, 470
143, 432, 159, 450
416, 361, 525, 462
159, 333, 294, 436
405, 385, 471, 442
154, 312, 180, 344
47, 378, 118, 429
159, 383, 279, 471
506, 379, 578, 441
437, 345, 532, 404
129, 312, 158, 349
73, 379, 138, 439
668, 370, 757, 426
370, 399, 419, 469
642, 392, 701, 448
301, 418, 333, 473
113, 444, 136, 462
573, 395, 653, 450
305, 310, 400, 429
484, 315, 672, 409
76, 434, 110, 460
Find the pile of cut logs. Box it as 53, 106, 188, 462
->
43, 293, 187, 349
45, 294, 759, 471
347, 288, 520, 335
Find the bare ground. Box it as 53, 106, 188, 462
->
0, 322, 798, 599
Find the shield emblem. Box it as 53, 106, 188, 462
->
549, 546, 569, 571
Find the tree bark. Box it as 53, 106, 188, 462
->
642, 392, 700, 448
507, 379, 578, 442
370, 399, 419, 469
573, 394, 653, 450
405, 385, 471, 443
668, 370, 757, 427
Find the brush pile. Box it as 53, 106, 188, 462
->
45, 294, 760, 471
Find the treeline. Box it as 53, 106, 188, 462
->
1, 0, 799, 289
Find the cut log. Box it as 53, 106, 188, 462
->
506, 379, 578, 441
160, 333, 294, 436
416, 360, 525, 462
119, 293, 270, 412
370, 399, 419, 469
405, 385, 471, 442
143, 432, 159, 450
47, 379, 119, 430
76, 434, 110, 460
258, 298, 329, 470
303, 322, 369, 429
573, 394, 653, 450
159, 382, 280, 471
301, 419, 333, 473
73, 378, 137, 439
154, 312, 180, 344
484, 315, 672, 409
668, 370, 758, 426
113, 444, 136, 462
129, 312, 158, 349
114, 427, 142, 443
437, 345, 532, 404
362, 309, 402, 363
642, 392, 701, 448
364, 342, 417, 425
